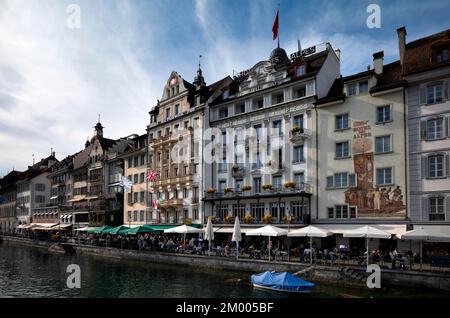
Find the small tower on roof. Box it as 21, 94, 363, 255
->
193, 55, 206, 88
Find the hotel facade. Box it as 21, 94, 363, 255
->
203, 43, 340, 228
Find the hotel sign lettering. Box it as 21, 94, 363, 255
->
290, 46, 316, 60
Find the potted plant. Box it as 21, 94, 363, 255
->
243, 214, 254, 224
232, 164, 240, 172
284, 181, 296, 189
291, 125, 304, 134
224, 187, 233, 193
206, 188, 217, 194
262, 184, 273, 190
241, 185, 252, 192
224, 215, 234, 224
282, 214, 296, 223
263, 214, 272, 224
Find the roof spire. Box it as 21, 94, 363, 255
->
193, 54, 206, 88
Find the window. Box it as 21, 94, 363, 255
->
272, 175, 282, 191
175, 104, 180, 115
35, 195, 46, 203
232, 204, 246, 220
253, 98, 264, 110
140, 191, 145, 203
192, 187, 199, 203
184, 121, 189, 129
293, 115, 304, 128
235, 179, 243, 191
273, 120, 282, 136
336, 114, 349, 130
359, 81, 368, 93
347, 83, 356, 96
128, 211, 132, 222
436, 47, 449, 63
183, 188, 188, 199
293, 145, 304, 163
193, 117, 200, 128
376, 168, 393, 185
133, 211, 138, 222
134, 156, 139, 167
193, 209, 199, 221
133, 174, 139, 184
235, 103, 245, 114
223, 89, 229, 99
427, 85, 443, 104
166, 107, 171, 119
139, 210, 145, 222
428, 155, 444, 178
291, 202, 304, 221
219, 107, 228, 119
427, 118, 444, 140
375, 135, 391, 153
295, 86, 306, 99
140, 173, 145, 183
326, 176, 334, 189
165, 169, 169, 178
377, 105, 391, 123
134, 192, 138, 203
294, 173, 305, 187
349, 206, 357, 218
140, 155, 145, 166
429, 197, 445, 221
251, 203, 265, 221
216, 205, 228, 220
328, 207, 334, 218
35, 183, 45, 191
335, 205, 348, 219
253, 177, 261, 193
273, 93, 284, 104
336, 141, 350, 158
335, 173, 348, 188
174, 166, 178, 177
218, 180, 227, 192
296, 65, 305, 77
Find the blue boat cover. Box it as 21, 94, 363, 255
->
251, 271, 315, 292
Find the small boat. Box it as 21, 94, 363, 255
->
251, 271, 315, 294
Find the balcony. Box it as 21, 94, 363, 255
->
289, 127, 311, 144
159, 198, 184, 207
203, 183, 312, 201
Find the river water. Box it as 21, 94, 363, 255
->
0, 240, 448, 298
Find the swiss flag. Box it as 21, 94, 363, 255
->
272, 10, 279, 41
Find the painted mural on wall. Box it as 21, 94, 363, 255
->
345, 121, 406, 218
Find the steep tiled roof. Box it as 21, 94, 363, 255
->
403, 29, 450, 75
370, 61, 406, 93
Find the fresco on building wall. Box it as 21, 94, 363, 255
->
344, 121, 406, 218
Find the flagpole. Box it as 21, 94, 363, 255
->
277, 3, 280, 48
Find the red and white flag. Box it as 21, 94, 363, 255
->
272, 10, 279, 41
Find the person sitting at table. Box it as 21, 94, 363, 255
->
224, 243, 231, 256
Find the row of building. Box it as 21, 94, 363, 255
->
1, 27, 449, 243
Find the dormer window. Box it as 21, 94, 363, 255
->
347, 83, 357, 96
223, 89, 229, 99
436, 46, 449, 63
296, 64, 306, 76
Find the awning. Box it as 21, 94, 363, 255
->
32, 223, 59, 231
17, 224, 28, 229
50, 196, 58, 200
413, 225, 450, 237
314, 224, 407, 237
212, 227, 259, 234
67, 197, 87, 202
53, 223, 72, 229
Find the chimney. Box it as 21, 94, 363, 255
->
373, 51, 384, 75
397, 26, 407, 65
335, 49, 341, 60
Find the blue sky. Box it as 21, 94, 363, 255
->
0, 0, 449, 174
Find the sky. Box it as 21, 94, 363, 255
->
0, 0, 449, 175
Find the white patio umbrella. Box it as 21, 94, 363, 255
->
164, 225, 204, 252
343, 225, 391, 266
246, 225, 288, 261
231, 217, 242, 260
400, 227, 450, 269
288, 225, 333, 264
205, 217, 215, 256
